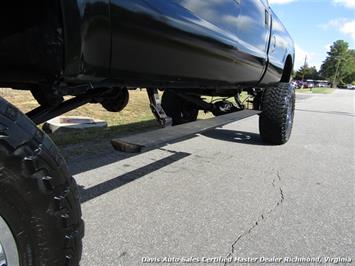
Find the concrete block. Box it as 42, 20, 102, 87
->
43, 116, 107, 134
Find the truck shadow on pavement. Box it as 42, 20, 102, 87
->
73, 128, 268, 203
68, 127, 264, 175
201, 128, 268, 146
78, 150, 190, 203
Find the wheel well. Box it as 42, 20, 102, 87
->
0, 1, 64, 85
280, 55, 293, 83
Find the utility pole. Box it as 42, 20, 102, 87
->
333, 57, 342, 88
301, 55, 308, 89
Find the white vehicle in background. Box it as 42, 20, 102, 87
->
315, 81, 330, 88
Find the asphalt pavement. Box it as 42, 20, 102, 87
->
71, 89, 354, 265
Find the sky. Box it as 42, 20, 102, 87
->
269, 0, 355, 71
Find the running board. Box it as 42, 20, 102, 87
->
111, 110, 260, 153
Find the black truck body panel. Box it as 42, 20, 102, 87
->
0, 0, 294, 90
0, 1, 64, 85
60, 0, 111, 80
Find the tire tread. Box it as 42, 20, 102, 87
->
259, 83, 295, 144
0, 97, 83, 266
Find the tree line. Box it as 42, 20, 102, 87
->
294, 40, 355, 86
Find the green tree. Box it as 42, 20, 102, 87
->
320, 40, 355, 87
295, 64, 320, 80
343, 49, 355, 84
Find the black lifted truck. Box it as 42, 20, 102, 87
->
0, 0, 295, 265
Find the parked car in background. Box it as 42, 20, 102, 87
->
343, 84, 355, 89
337, 84, 354, 89
315, 81, 330, 88
304, 80, 315, 89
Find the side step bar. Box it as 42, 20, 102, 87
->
111, 110, 260, 153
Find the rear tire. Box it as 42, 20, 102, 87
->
0, 97, 84, 266
161, 91, 199, 125
259, 83, 295, 145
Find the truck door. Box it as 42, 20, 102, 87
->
237, 0, 271, 81
109, 0, 245, 83
176, 0, 241, 37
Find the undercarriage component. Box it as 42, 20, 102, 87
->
212, 99, 244, 116
169, 91, 245, 117
234, 93, 245, 109
101, 88, 129, 112
147, 88, 172, 127
171, 91, 213, 111
249, 88, 263, 110
31, 85, 64, 107
27, 88, 109, 125
161, 91, 199, 126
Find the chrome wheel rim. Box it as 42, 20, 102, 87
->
0, 215, 19, 266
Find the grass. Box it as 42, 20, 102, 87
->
0, 88, 156, 126
296, 87, 335, 94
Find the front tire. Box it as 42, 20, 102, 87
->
259, 83, 295, 145
0, 97, 84, 266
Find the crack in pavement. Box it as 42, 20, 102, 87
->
224, 171, 285, 265
277, 171, 282, 181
